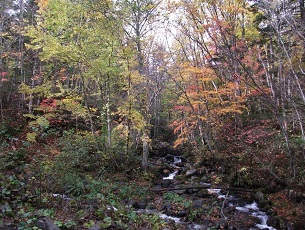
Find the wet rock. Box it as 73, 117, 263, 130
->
267, 216, 281, 229
128, 199, 138, 207
186, 169, 198, 177
185, 163, 192, 169
186, 220, 214, 229
192, 199, 204, 209
163, 203, 173, 215
175, 189, 187, 195
186, 223, 205, 229
196, 189, 210, 198
224, 205, 236, 214
260, 203, 271, 212
137, 200, 148, 209
161, 179, 171, 188
128, 200, 147, 209
215, 219, 228, 229
254, 191, 264, 202
181, 168, 188, 175
193, 188, 200, 193
162, 169, 170, 177
190, 176, 200, 182
153, 185, 162, 191
200, 176, 211, 183
177, 208, 189, 217
36, 216, 60, 230
266, 209, 277, 216
165, 154, 175, 162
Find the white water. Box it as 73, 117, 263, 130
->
207, 188, 276, 229
162, 156, 277, 230
163, 171, 178, 180
163, 156, 182, 180
208, 188, 236, 200
173, 156, 182, 164
236, 202, 277, 230
200, 182, 211, 186
52, 193, 71, 200
137, 209, 182, 223
159, 213, 181, 223
107, 205, 118, 211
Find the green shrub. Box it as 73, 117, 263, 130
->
0, 148, 29, 171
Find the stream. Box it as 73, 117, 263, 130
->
50, 155, 279, 229
158, 155, 278, 230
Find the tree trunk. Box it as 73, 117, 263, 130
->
141, 130, 149, 170
106, 77, 112, 147
300, 0, 305, 21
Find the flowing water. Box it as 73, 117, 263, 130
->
160, 155, 278, 230
208, 188, 277, 230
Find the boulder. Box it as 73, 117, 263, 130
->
215, 219, 228, 229
254, 191, 264, 202
186, 169, 198, 177
192, 199, 204, 209
161, 179, 171, 188
164, 154, 175, 162
36, 217, 60, 230
266, 216, 281, 229
163, 203, 172, 215
224, 205, 236, 214
136, 200, 148, 209
196, 189, 210, 198
162, 169, 170, 177
128, 200, 147, 209
174, 189, 187, 195
177, 208, 188, 217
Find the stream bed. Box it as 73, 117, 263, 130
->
156, 155, 278, 230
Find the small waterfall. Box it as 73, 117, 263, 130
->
236, 202, 277, 230
160, 155, 278, 230
159, 214, 181, 223
163, 155, 182, 180
163, 171, 178, 180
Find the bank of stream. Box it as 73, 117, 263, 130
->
0, 147, 284, 230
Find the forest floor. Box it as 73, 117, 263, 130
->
0, 111, 305, 229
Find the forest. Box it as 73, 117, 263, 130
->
1, 0, 305, 229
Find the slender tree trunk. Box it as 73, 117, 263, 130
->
142, 129, 149, 170
0, 19, 3, 121
19, 0, 24, 82
106, 77, 112, 147
300, 0, 305, 21
78, 63, 95, 135
293, 101, 305, 140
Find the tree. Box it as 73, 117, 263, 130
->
165, 0, 259, 151
115, 0, 162, 170
253, 0, 305, 177
0, 0, 38, 118
25, 0, 124, 146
